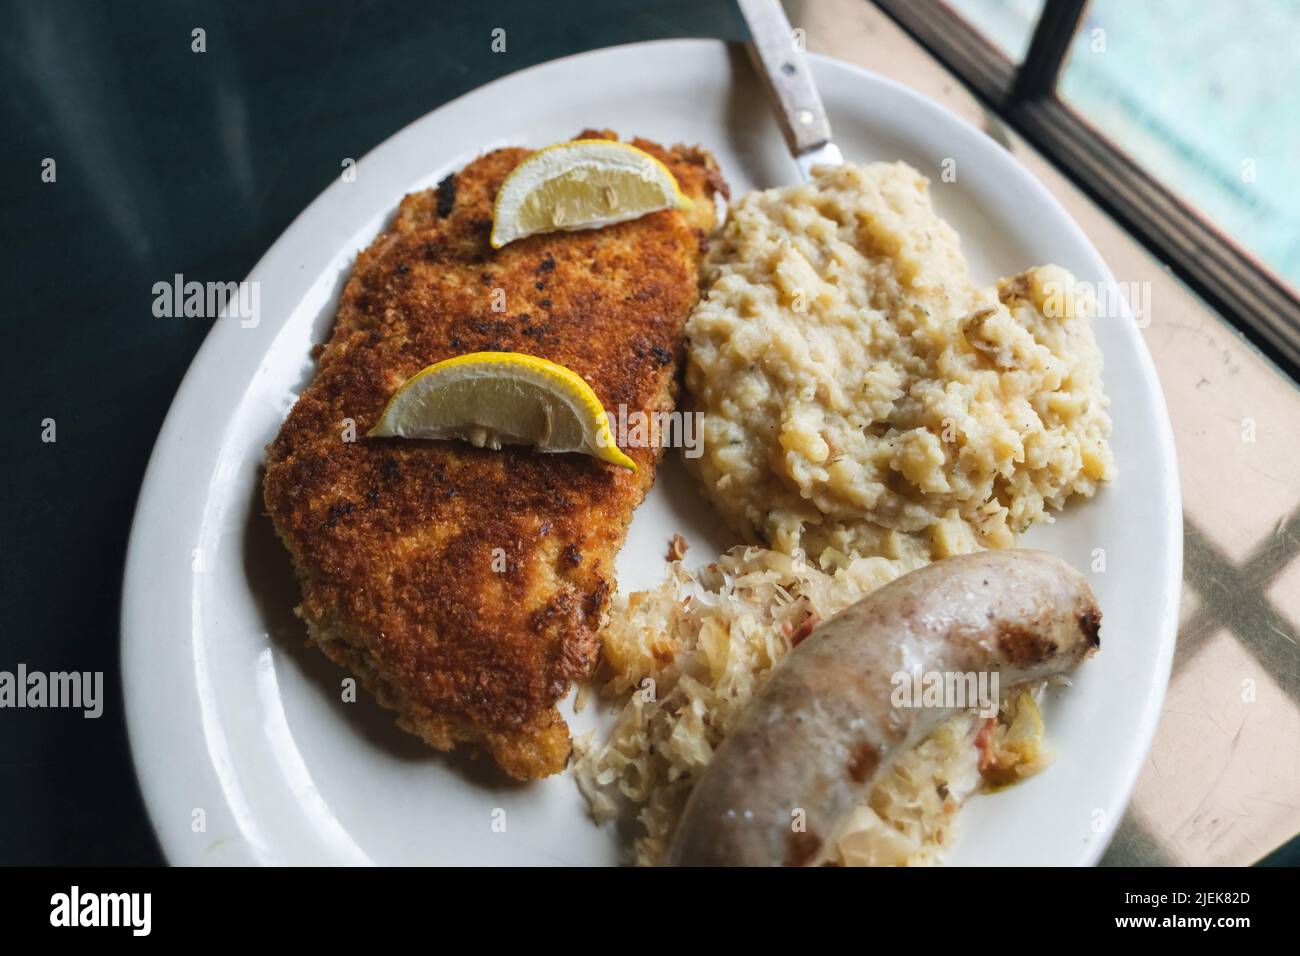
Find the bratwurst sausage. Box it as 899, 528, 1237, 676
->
664, 549, 1100, 866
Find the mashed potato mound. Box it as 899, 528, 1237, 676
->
685, 161, 1115, 565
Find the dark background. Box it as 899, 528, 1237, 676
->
0, 0, 742, 866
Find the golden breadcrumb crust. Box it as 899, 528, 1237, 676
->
264, 131, 724, 779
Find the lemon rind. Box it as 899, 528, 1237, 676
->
368, 351, 637, 471
489, 139, 692, 249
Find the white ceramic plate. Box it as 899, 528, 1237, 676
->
122, 39, 1181, 866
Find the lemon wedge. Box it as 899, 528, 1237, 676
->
490, 139, 691, 248
368, 352, 636, 471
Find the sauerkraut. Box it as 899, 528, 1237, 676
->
573, 546, 1053, 866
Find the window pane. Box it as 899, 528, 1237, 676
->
1060, 0, 1300, 288
943, 0, 1045, 61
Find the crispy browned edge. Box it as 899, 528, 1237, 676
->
263, 131, 725, 779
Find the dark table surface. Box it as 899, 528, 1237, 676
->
0, 0, 743, 866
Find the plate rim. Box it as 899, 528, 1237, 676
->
121, 37, 1182, 866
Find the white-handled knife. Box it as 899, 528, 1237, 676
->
738, 0, 843, 181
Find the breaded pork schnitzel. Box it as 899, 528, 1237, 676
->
264, 132, 725, 779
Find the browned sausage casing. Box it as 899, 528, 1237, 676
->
664, 549, 1100, 867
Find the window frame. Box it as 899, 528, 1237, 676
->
873, 0, 1300, 382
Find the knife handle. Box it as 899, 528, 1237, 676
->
737, 0, 833, 155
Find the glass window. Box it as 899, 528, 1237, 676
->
943, 0, 1045, 61
1059, 0, 1300, 289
